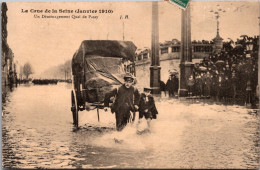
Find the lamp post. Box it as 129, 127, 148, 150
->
245, 40, 254, 105
210, 7, 225, 53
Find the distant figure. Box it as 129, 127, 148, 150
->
256, 84, 259, 100
200, 73, 206, 96
166, 75, 174, 97
205, 72, 212, 97
217, 72, 225, 101
230, 72, 237, 100
195, 74, 202, 97
211, 72, 219, 99
138, 88, 158, 129
8, 72, 14, 91
187, 75, 195, 96
166, 74, 178, 97
104, 73, 140, 131
173, 74, 179, 95
160, 80, 166, 96
245, 79, 252, 105
222, 76, 230, 102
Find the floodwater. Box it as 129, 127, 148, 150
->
2, 59, 260, 169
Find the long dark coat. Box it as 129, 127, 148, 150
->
138, 93, 158, 119
104, 85, 140, 131
166, 78, 175, 96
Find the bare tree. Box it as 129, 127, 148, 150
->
60, 60, 71, 80
19, 66, 24, 80
23, 62, 33, 79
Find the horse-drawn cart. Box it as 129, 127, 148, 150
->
71, 40, 137, 127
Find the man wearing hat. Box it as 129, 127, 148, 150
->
104, 72, 140, 131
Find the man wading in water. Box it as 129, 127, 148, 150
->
104, 73, 140, 131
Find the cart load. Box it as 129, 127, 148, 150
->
72, 40, 137, 104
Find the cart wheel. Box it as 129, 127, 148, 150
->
71, 90, 78, 127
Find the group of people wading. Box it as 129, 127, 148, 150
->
104, 73, 158, 131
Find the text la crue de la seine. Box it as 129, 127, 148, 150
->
21, 9, 113, 19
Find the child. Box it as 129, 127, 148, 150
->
138, 88, 158, 129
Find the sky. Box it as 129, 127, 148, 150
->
6, 1, 259, 76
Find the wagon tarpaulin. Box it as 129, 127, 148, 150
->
72, 40, 137, 103
72, 40, 136, 65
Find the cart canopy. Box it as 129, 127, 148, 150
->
72, 40, 137, 103
72, 40, 136, 65
72, 40, 136, 74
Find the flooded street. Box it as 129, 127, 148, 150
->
2, 83, 260, 169
2, 60, 260, 169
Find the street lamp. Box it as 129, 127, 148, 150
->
244, 39, 254, 106
210, 5, 226, 53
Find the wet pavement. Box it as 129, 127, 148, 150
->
2, 60, 260, 169
2, 82, 260, 169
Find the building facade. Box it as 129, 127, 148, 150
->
2, 2, 17, 91
135, 39, 214, 65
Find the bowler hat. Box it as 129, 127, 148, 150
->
123, 72, 134, 81
144, 87, 152, 92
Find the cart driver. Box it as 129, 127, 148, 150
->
104, 73, 140, 131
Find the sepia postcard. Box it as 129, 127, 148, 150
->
1, 0, 260, 169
